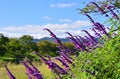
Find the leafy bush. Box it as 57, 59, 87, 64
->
70, 33, 120, 79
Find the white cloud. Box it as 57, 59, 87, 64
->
59, 19, 72, 23
43, 16, 52, 20
0, 31, 23, 38
0, 20, 91, 39
70, 20, 91, 28
50, 3, 76, 8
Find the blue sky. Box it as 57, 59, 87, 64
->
0, 0, 104, 39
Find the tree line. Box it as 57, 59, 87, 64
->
0, 33, 74, 63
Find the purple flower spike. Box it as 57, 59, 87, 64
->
90, 2, 105, 14
33, 51, 67, 75
65, 32, 75, 39
27, 60, 40, 73
60, 51, 73, 64
84, 14, 94, 23
21, 60, 43, 79
75, 36, 82, 45
84, 36, 94, 47
106, 6, 119, 20
20, 61, 34, 75
44, 28, 63, 47
57, 46, 73, 60
78, 36, 86, 43
4, 65, 16, 79
66, 32, 80, 48
93, 22, 110, 37
33, 51, 47, 63
44, 28, 72, 54
47, 61, 67, 74
93, 22, 105, 31
92, 28, 101, 38
82, 30, 96, 43
75, 36, 87, 51
66, 32, 87, 51
27, 60, 43, 79
55, 57, 69, 69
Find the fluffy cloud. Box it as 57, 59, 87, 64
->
59, 19, 72, 23
70, 20, 91, 28
0, 20, 92, 39
50, 3, 76, 8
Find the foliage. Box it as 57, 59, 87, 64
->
0, 35, 38, 63
36, 41, 58, 56
0, 33, 9, 56
19, 35, 38, 53
70, 32, 120, 79
0, 34, 73, 63
36, 41, 74, 57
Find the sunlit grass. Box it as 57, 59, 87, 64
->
0, 63, 28, 79
0, 59, 62, 79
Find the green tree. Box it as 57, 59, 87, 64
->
6, 38, 23, 62
37, 41, 58, 56
62, 42, 74, 50
19, 35, 38, 53
5, 35, 38, 63
0, 33, 9, 56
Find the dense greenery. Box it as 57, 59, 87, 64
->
0, 34, 73, 63
68, 33, 120, 79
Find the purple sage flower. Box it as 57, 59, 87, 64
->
106, 6, 119, 20
82, 30, 97, 44
4, 65, 16, 79
47, 61, 67, 74
66, 32, 80, 49
33, 52, 67, 75
90, 2, 105, 14
93, 22, 110, 37
92, 28, 101, 38
90, 2, 110, 17
55, 57, 70, 69
20, 61, 34, 75
84, 14, 94, 23
59, 51, 73, 64
27, 60, 40, 73
44, 28, 63, 47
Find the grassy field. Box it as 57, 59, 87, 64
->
0, 61, 56, 79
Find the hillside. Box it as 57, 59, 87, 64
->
33, 37, 70, 42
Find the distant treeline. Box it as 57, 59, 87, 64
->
0, 33, 74, 63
